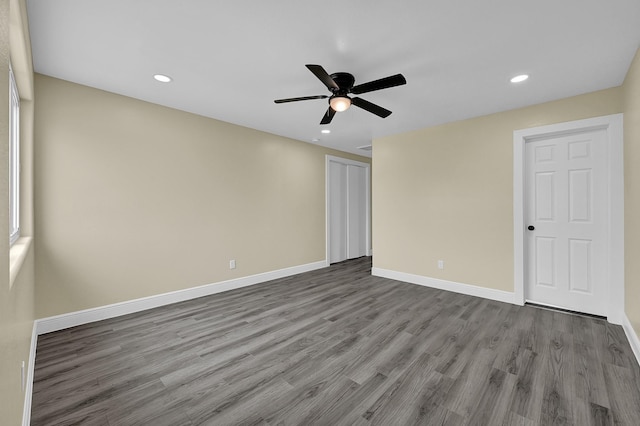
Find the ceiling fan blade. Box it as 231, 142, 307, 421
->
274, 95, 328, 104
306, 64, 339, 90
351, 74, 406, 95
320, 106, 336, 125
351, 97, 392, 118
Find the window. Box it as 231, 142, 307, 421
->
9, 64, 20, 245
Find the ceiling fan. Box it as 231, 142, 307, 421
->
274, 64, 407, 125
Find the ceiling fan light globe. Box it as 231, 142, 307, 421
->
330, 96, 351, 112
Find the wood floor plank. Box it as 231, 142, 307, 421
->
540, 329, 575, 425
360, 351, 438, 424
315, 371, 389, 425
503, 411, 538, 426
602, 362, 640, 425
440, 347, 501, 419
507, 347, 548, 423
571, 315, 612, 411
31, 257, 640, 425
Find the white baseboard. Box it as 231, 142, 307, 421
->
622, 314, 640, 368
371, 267, 516, 305
22, 321, 37, 426
36, 260, 328, 335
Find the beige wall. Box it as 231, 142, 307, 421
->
0, 0, 14, 417
373, 87, 623, 292
624, 47, 640, 342
34, 74, 370, 318
1, 0, 36, 424
1, 244, 34, 425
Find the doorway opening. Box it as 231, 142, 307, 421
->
326, 155, 371, 265
513, 114, 623, 324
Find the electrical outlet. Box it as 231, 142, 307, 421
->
437, 260, 444, 270
229, 259, 236, 270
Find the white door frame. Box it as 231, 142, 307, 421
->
513, 114, 624, 324
325, 155, 371, 264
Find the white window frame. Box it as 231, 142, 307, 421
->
9, 63, 20, 245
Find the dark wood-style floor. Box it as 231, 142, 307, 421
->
32, 257, 640, 425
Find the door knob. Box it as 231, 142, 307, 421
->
527, 225, 535, 231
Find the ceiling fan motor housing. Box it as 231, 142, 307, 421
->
330, 72, 355, 95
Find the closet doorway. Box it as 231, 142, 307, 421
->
326, 156, 371, 264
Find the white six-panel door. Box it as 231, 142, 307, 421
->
525, 129, 608, 316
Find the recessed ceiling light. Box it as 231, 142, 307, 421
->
510, 74, 529, 83
153, 74, 172, 83
311, 138, 320, 142
321, 129, 331, 134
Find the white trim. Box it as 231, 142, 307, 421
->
325, 155, 371, 264
36, 260, 327, 335
10, 237, 32, 288
513, 114, 624, 324
9, 63, 21, 246
22, 322, 37, 426
372, 267, 515, 305
622, 314, 640, 368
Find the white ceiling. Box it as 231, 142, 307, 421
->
26, 0, 640, 157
